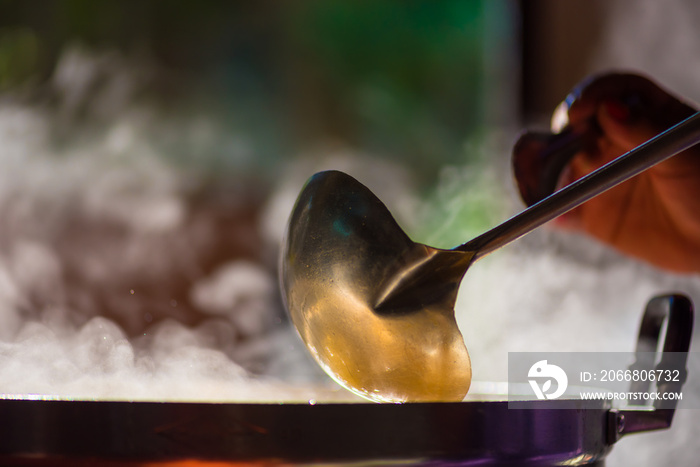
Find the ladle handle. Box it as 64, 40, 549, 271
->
460, 111, 700, 259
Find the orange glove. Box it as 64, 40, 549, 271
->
537, 72, 700, 273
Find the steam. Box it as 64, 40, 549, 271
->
0, 47, 359, 402
399, 136, 700, 385
0, 46, 421, 403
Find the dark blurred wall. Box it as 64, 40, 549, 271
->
520, 0, 605, 123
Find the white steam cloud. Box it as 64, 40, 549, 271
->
0, 47, 358, 403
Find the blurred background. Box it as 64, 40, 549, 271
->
0, 0, 521, 371
1, 0, 700, 465
0, 0, 515, 179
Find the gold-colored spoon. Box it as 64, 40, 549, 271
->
280, 112, 700, 403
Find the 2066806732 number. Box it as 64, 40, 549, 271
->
599, 369, 680, 382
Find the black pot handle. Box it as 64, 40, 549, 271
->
608, 293, 694, 443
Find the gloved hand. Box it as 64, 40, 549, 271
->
516, 72, 700, 273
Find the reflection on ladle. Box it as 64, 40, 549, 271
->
280, 112, 700, 403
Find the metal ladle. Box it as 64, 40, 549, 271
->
280, 112, 700, 403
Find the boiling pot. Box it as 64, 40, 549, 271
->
0, 294, 692, 466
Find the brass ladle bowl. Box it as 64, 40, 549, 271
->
280, 112, 700, 403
